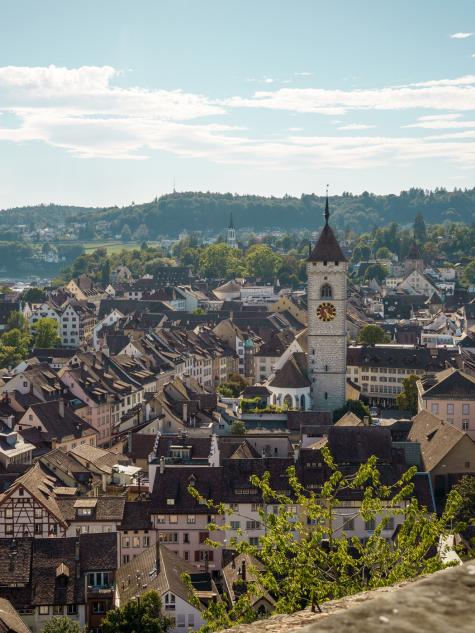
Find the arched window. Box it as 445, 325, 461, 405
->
284, 394, 293, 409
300, 394, 306, 410
320, 283, 333, 299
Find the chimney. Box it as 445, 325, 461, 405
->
159, 456, 165, 474
58, 397, 65, 418
241, 559, 246, 582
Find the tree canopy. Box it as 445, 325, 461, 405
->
101, 591, 171, 633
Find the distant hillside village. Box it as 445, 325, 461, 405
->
0, 200, 474, 633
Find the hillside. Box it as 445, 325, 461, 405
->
1, 188, 475, 236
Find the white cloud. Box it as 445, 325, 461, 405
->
263, 78, 274, 84
338, 123, 376, 130
450, 32, 473, 39
294, 72, 312, 76
0, 65, 475, 173
224, 75, 475, 115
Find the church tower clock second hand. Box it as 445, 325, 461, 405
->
306, 189, 348, 413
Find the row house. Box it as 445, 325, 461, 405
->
0, 533, 117, 633
346, 345, 457, 408
27, 300, 95, 349
213, 319, 262, 380
59, 352, 148, 446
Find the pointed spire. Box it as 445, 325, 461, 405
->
229, 212, 234, 230
324, 184, 330, 225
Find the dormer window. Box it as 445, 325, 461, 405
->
166, 498, 175, 505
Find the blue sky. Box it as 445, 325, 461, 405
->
0, 0, 474, 208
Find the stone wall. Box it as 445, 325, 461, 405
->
221, 560, 475, 633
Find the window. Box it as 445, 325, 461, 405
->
187, 515, 196, 524
320, 283, 333, 299
465, 461, 471, 468
246, 520, 260, 530
385, 517, 395, 531
155, 515, 165, 524
164, 593, 176, 610
88, 572, 110, 588
249, 537, 259, 546
365, 519, 376, 531
447, 404, 454, 415
462, 404, 470, 415
344, 517, 355, 531
39, 606, 50, 616
431, 403, 439, 414
34, 524, 43, 535
184, 533, 190, 544
122, 555, 130, 564
53, 606, 63, 615
230, 521, 240, 530
169, 515, 178, 524
188, 614, 195, 628
5, 509, 12, 519
122, 537, 130, 548
177, 614, 185, 628
92, 602, 105, 614
195, 550, 214, 562
199, 531, 209, 543
143, 536, 150, 547
463, 420, 469, 431
132, 536, 140, 548
159, 532, 178, 543
5, 524, 13, 535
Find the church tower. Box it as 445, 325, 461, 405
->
227, 212, 238, 249
307, 194, 347, 412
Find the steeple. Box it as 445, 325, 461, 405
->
324, 185, 330, 225
229, 212, 235, 230
308, 189, 346, 263
227, 212, 238, 249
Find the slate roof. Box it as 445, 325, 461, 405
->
308, 223, 347, 263
268, 352, 310, 389
20, 400, 95, 442
116, 543, 212, 606
57, 496, 126, 523
287, 411, 333, 431
347, 345, 456, 372
120, 500, 152, 531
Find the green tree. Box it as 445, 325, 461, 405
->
42, 616, 84, 633
463, 260, 475, 286
7, 311, 29, 334
414, 213, 427, 243
375, 246, 392, 259
100, 259, 111, 285
186, 448, 462, 631
452, 476, 475, 524
101, 591, 171, 633
0, 344, 23, 369
21, 287, 47, 303
1, 328, 30, 361
396, 375, 419, 414
332, 399, 371, 423
364, 263, 388, 284
245, 244, 281, 279
230, 420, 247, 436
121, 224, 132, 242
199, 244, 236, 278
32, 317, 61, 349
134, 223, 150, 242
358, 324, 390, 345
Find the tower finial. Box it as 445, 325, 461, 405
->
324, 185, 330, 225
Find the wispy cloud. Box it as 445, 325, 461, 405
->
225, 75, 475, 115
0, 65, 475, 172
450, 32, 473, 39
294, 72, 312, 76
338, 123, 376, 130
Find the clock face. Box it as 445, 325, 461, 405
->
317, 302, 336, 322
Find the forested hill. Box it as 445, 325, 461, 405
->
1, 188, 475, 235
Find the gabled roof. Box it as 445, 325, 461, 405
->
0, 598, 32, 633
421, 368, 475, 399
269, 352, 310, 389
408, 410, 474, 471
334, 411, 365, 427
57, 496, 126, 523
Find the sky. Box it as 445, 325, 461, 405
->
0, 0, 474, 208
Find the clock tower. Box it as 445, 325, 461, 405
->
307, 194, 347, 412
